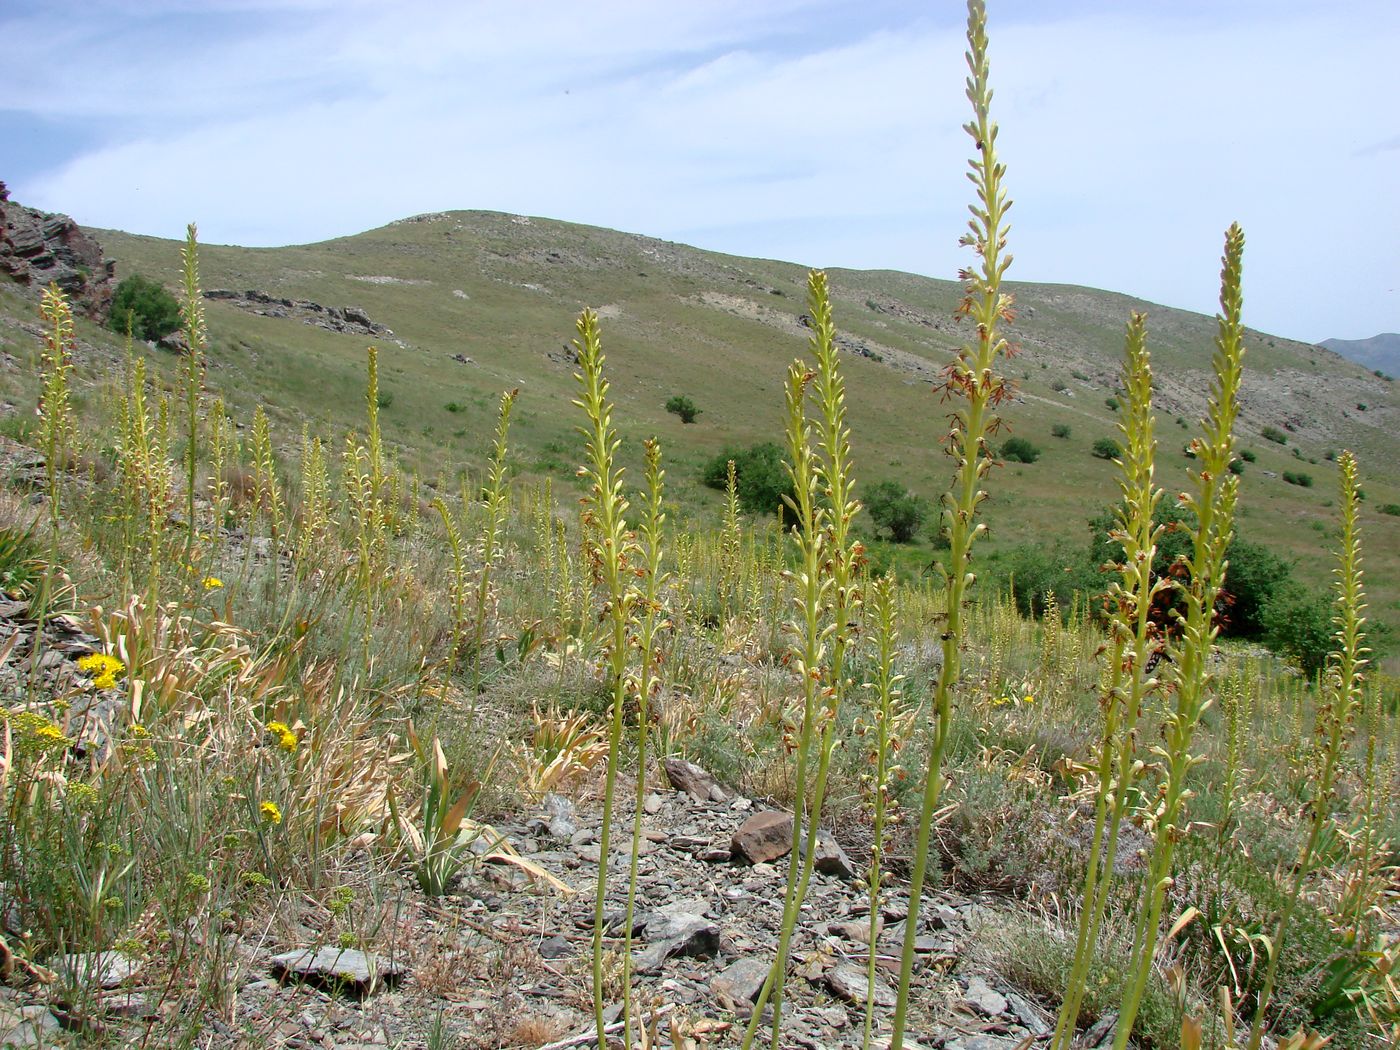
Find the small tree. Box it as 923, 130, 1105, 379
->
109, 274, 182, 342
1091, 437, 1121, 460
1001, 436, 1040, 463
1051, 423, 1071, 438
665, 395, 700, 423
863, 480, 929, 543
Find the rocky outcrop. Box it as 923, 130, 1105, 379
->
0, 181, 114, 319
204, 289, 393, 338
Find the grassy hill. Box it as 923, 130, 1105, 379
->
3, 208, 1397, 614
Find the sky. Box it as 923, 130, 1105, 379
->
2, 0, 1397, 344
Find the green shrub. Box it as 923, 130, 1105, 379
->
665, 395, 700, 423
108, 274, 182, 342
993, 541, 1101, 619
1240, 448, 1257, 462
1263, 581, 1334, 676
1091, 437, 1121, 460
1282, 471, 1313, 487
1071, 369, 1089, 381
1051, 379, 1068, 393
1050, 423, 1071, 439
1229, 458, 1245, 475
701, 442, 793, 515
1104, 397, 1119, 411
1378, 503, 1400, 516
445, 402, 465, 413
1000, 436, 1041, 463
1261, 425, 1288, 444
863, 480, 930, 543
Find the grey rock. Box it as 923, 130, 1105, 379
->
662, 757, 729, 802
268, 947, 405, 997
823, 961, 895, 1007
1006, 991, 1051, 1036
962, 975, 1008, 1017
731, 810, 792, 865
710, 956, 770, 1004
1080, 1011, 1118, 1048
806, 830, 857, 879
0, 1004, 60, 1048
56, 949, 140, 989
643, 792, 665, 815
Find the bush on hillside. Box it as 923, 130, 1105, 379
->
1262, 581, 1335, 677
1091, 437, 1121, 460
108, 274, 182, 342
1282, 471, 1313, 487
701, 442, 793, 515
863, 480, 930, 543
1261, 425, 1289, 445
1000, 436, 1040, 463
1050, 423, 1071, 439
666, 395, 700, 423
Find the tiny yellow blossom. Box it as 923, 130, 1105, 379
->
77, 653, 126, 690
264, 721, 298, 754
202, 576, 224, 590
1023, 694, 1036, 705
259, 801, 282, 826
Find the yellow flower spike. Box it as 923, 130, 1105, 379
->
259, 801, 282, 825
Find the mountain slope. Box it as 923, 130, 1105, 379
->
2, 208, 1397, 613
1322, 333, 1400, 377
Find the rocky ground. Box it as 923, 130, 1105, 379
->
0, 712, 1057, 1049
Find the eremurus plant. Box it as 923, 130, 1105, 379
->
741, 269, 858, 1050
571, 307, 641, 1046
1051, 311, 1167, 1050
889, 2, 1016, 1044
1114, 223, 1246, 1050
1246, 449, 1369, 1050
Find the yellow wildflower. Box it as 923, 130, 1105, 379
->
77, 653, 125, 690
1023, 694, 1036, 705
259, 801, 282, 826
264, 721, 298, 754
202, 576, 223, 590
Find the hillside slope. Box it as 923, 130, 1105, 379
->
1322, 333, 1400, 378
2, 208, 1397, 611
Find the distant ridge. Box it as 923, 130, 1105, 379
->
1321, 332, 1400, 376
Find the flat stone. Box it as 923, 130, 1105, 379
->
731, 811, 792, 865
662, 757, 729, 802
808, 831, 857, 879
823, 962, 895, 1007
710, 957, 771, 1005
947, 1036, 1023, 1050
101, 990, 156, 1019
269, 947, 405, 997
962, 975, 1008, 1017
538, 936, 575, 960
643, 793, 665, 815
829, 919, 881, 944
0, 1004, 60, 1047
1006, 992, 1050, 1036
56, 950, 140, 989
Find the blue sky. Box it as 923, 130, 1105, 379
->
2, 0, 1397, 343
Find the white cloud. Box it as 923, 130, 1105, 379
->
5, 0, 1397, 341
